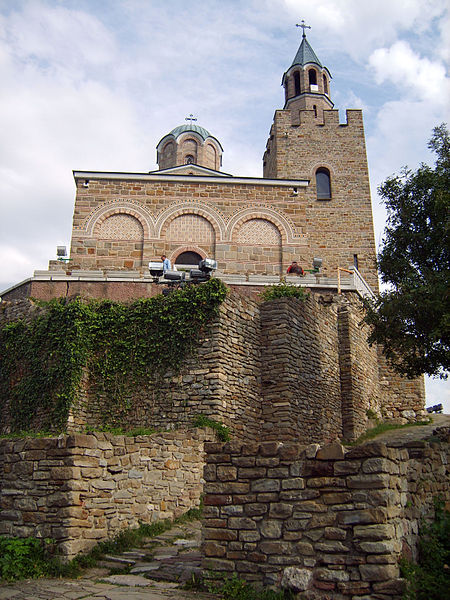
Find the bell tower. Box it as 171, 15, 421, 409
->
282, 21, 333, 119
263, 24, 378, 292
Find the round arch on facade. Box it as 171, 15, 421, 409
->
83, 202, 155, 238
156, 202, 226, 240
226, 207, 298, 244
170, 245, 208, 265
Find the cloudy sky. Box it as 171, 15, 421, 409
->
0, 0, 448, 409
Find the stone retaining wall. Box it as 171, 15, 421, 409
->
0, 429, 212, 560
0, 290, 425, 442
202, 428, 450, 598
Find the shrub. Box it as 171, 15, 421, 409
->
260, 282, 308, 302
400, 496, 450, 600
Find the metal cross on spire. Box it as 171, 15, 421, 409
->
296, 20, 311, 38
185, 114, 197, 124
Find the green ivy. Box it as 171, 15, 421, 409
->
260, 282, 309, 302
0, 279, 228, 432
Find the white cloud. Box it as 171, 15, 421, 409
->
369, 41, 449, 104
282, 0, 448, 59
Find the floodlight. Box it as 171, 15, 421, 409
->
189, 268, 208, 282
199, 258, 218, 273
149, 261, 164, 281
57, 246, 67, 258
163, 270, 186, 282
312, 257, 322, 271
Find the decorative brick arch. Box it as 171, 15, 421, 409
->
156, 203, 225, 240
227, 207, 298, 243
83, 202, 155, 238
309, 161, 336, 178
170, 245, 208, 264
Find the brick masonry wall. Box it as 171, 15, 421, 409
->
69, 168, 378, 289
202, 429, 450, 598
0, 429, 213, 560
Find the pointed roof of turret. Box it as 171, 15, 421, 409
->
290, 35, 322, 68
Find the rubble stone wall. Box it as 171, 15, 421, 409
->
0, 429, 212, 560
0, 291, 425, 441
202, 430, 450, 598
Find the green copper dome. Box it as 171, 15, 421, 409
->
169, 124, 212, 141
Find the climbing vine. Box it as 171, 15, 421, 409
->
0, 279, 228, 432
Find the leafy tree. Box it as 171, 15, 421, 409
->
364, 124, 449, 379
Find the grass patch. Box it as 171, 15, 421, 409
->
0, 430, 58, 439
344, 419, 432, 446
186, 572, 294, 599
193, 414, 230, 441
84, 425, 159, 437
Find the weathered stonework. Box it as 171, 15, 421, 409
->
202, 428, 450, 597
0, 290, 425, 441
0, 429, 212, 560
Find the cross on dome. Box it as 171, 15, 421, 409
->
296, 20, 311, 38
185, 114, 197, 124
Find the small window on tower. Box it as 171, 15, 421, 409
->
308, 69, 317, 86
185, 155, 194, 164
313, 105, 317, 117
316, 168, 331, 200
323, 74, 328, 95
284, 77, 289, 102
294, 71, 300, 96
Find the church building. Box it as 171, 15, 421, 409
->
64, 28, 378, 292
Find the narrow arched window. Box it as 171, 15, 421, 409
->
313, 105, 317, 118
284, 77, 289, 102
323, 74, 328, 95
185, 155, 194, 164
316, 168, 331, 199
308, 69, 317, 86
294, 71, 300, 96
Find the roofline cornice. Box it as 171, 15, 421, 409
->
73, 171, 309, 188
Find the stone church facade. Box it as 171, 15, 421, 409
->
69, 31, 378, 290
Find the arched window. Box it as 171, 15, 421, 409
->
294, 71, 300, 96
175, 251, 202, 266
313, 105, 317, 118
185, 155, 194, 164
316, 168, 331, 199
284, 77, 289, 102
308, 69, 317, 86
323, 74, 328, 95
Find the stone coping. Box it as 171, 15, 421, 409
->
1, 269, 374, 299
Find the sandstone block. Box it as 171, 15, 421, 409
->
260, 520, 283, 538
359, 564, 398, 581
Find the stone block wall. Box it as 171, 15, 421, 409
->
202, 429, 450, 597
377, 349, 426, 421
0, 290, 425, 442
263, 109, 378, 292
0, 429, 212, 560
260, 295, 343, 443
338, 299, 383, 440
69, 292, 262, 441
